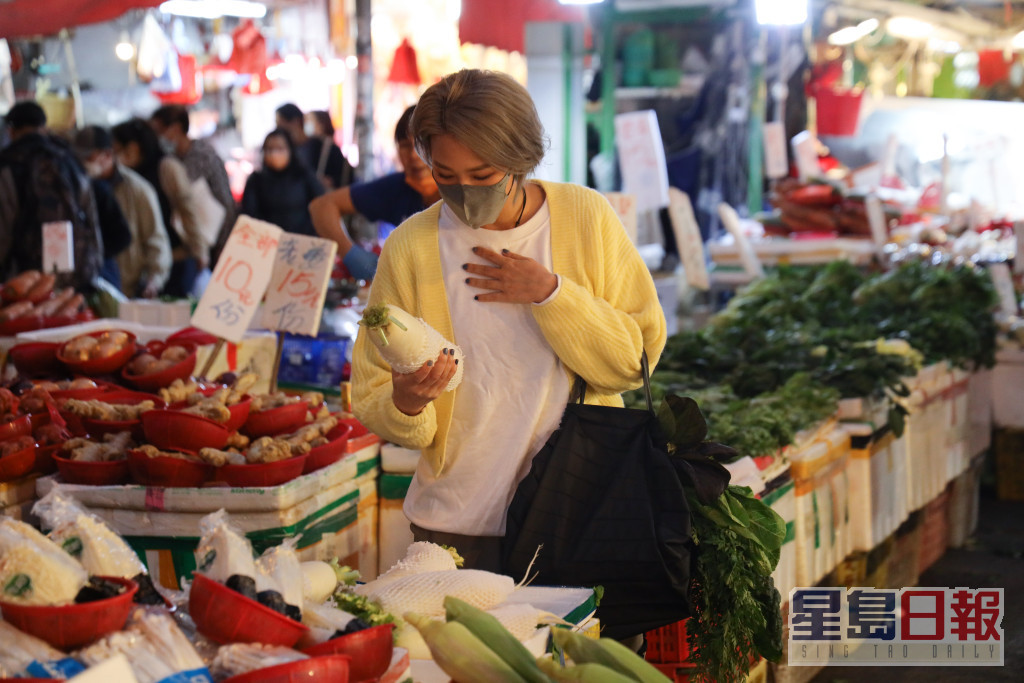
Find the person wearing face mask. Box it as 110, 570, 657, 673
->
150, 105, 236, 265
73, 126, 171, 298
350, 70, 666, 572
304, 110, 353, 191
309, 105, 441, 281
111, 118, 206, 298
240, 129, 325, 236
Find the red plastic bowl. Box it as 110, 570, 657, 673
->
57, 330, 137, 376
54, 454, 130, 486
0, 313, 45, 337
141, 409, 231, 452
302, 624, 395, 681
339, 418, 380, 454
225, 396, 253, 433
303, 423, 353, 474
167, 326, 219, 346
76, 390, 165, 441
243, 401, 309, 438
0, 576, 138, 649
189, 573, 309, 646
215, 454, 308, 488
0, 414, 32, 442
7, 342, 62, 377
34, 443, 60, 475
121, 343, 197, 392
0, 444, 36, 482
127, 449, 215, 488
221, 654, 351, 683
47, 380, 112, 402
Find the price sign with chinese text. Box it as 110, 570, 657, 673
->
42, 221, 74, 273
614, 110, 669, 214
261, 233, 338, 336
191, 215, 282, 343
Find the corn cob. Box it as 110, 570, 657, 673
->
405, 611, 527, 683
537, 657, 638, 683
551, 628, 670, 683
444, 596, 549, 683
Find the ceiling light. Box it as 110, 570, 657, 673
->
755, 0, 807, 26
115, 31, 135, 61
828, 18, 879, 46
159, 0, 267, 20
887, 16, 934, 41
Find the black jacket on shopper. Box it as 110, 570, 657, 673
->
240, 165, 325, 236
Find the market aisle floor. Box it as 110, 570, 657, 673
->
810, 490, 1024, 683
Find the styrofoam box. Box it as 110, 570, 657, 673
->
118, 300, 193, 328
380, 443, 420, 474
36, 445, 378, 513
992, 348, 1024, 428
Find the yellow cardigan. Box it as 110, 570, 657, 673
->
351, 180, 668, 476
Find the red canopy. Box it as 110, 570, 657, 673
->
459, 0, 584, 54
0, 0, 163, 39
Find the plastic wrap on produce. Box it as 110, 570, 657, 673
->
0, 517, 87, 606
193, 509, 257, 584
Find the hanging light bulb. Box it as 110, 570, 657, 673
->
115, 31, 135, 61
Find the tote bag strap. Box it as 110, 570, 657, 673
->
574, 349, 654, 413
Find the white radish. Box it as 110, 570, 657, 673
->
360, 304, 464, 391
486, 603, 543, 641
300, 561, 339, 604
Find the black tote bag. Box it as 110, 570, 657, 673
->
502, 353, 701, 640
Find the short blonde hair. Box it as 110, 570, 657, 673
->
411, 69, 546, 186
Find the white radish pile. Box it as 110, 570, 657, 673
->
360, 304, 464, 391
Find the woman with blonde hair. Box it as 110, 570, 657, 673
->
351, 69, 667, 572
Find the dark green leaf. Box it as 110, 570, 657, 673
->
657, 395, 708, 448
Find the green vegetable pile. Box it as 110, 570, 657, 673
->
627, 259, 998, 459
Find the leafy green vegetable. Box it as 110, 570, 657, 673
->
331, 589, 396, 626
360, 304, 391, 328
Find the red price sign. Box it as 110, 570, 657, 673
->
261, 233, 337, 336
191, 215, 283, 342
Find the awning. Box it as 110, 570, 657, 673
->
0, 0, 163, 39
459, 0, 584, 54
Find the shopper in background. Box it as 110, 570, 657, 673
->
74, 125, 172, 298
305, 110, 354, 191
351, 70, 666, 571
83, 161, 132, 291
0, 101, 104, 290
309, 105, 440, 281
111, 118, 205, 298
150, 104, 235, 263
240, 129, 325, 236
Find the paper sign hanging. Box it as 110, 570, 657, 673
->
668, 187, 710, 290
42, 221, 74, 273
614, 110, 670, 214
261, 233, 338, 336
191, 215, 282, 343
718, 203, 764, 279
762, 121, 789, 180
604, 192, 639, 244
791, 130, 819, 182
865, 195, 889, 254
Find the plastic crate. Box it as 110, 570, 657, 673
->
994, 428, 1024, 501
651, 662, 697, 683
277, 333, 351, 390
645, 619, 690, 664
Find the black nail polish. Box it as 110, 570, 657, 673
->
462, 264, 468, 270
472, 247, 478, 253
427, 361, 433, 367
474, 295, 479, 301
455, 359, 459, 365
502, 249, 509, 255
465, 278, 470, 284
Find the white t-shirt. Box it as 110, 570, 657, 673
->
403, 198, 570, 536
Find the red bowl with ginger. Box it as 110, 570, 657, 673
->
127, 448, 215, 487
54, 455, 130, 486
57, 330, 137, 376
141, 409, 231, 452
121, 341, 197, 392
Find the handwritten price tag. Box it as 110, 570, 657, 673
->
261, 233, 337, 336
42, 221, 74, 273
614, 110, 670, 214
191, 215, 282, 343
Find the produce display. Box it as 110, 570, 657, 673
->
0, 270, 92, 335
0, 331, 347, 487
760, 179, 900, 237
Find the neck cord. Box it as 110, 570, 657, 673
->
513, 185, 528, 228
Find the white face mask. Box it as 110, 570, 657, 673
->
304, 121, 317, 137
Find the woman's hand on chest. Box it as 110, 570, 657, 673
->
462, 246, 557, 304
